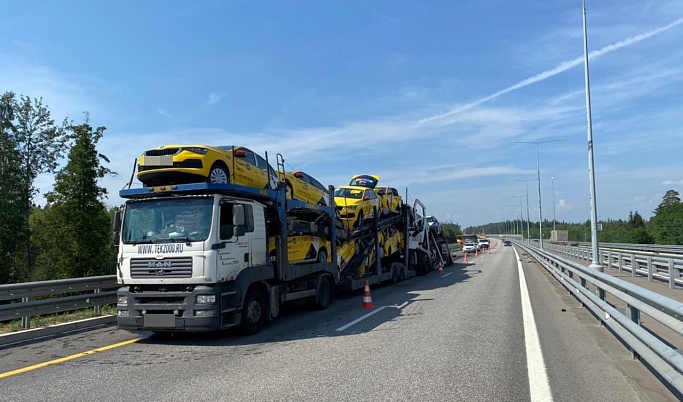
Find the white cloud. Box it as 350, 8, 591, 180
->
557, 199, 573, 212
205, 92, 224, 106
156, 107, 173, 118
418, 16, 683, 125
662, 179, 683, 185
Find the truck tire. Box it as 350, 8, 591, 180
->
315, 276, 332, 310
241, 288, 266, 335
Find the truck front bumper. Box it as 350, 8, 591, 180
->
116, 285, 241, 332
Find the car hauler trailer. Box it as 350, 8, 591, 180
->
113, 182, 340, 334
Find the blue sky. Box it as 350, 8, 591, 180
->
2, 1, 682, 229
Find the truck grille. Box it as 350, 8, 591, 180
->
145, 148, 180, 156
130, 257, 193, 278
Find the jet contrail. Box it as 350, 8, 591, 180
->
419, 16, 683, 125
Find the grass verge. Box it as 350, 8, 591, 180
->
0, 304, 117, 334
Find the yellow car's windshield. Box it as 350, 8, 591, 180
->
334, 188, 363, 199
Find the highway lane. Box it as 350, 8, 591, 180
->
0, 243, 676, 401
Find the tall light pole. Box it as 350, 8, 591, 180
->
514, 139, 563, 250
512, 180, 535, 244
551, 176, 556, 231
509, 196, 526, 242
583, 0, 602, 271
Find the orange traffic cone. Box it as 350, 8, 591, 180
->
438, 262, 444, 274
464, 252, 469, 263
475, 249, 479, 257
361, 280, 375, 309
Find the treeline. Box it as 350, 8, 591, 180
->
0, 92, 116, 284
441, 222, 462, 243
465, 190, 683, 245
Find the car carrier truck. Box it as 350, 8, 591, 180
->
113, 181, 438, 334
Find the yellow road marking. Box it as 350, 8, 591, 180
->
0, 338, 141, 380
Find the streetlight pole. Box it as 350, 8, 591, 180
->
551, 176, 556, 231
512, 181, 535, 244
509, 196, 525, 242
583, 0, 602, 271
514, 139, 562, 250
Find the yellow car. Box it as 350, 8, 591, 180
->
336, 239, 357, 272
374, 186, 402, 215
269, 235, 331, 265
281, 171, 330, 205
333, 186, 380, 229
349, 174, 379, 189
137, 144, 278, 189
380, 227, 403, 260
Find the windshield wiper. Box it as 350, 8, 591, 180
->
168, 236, 193, 245
133, 239, 155, 245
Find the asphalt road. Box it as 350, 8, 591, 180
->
0, 242, 677, 401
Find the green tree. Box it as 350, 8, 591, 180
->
34, 123, 116, 279
0, 92, 25, 283
10, 96, 67, 281
649, 190, 683, 245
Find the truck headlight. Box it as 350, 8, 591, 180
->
117, 296, 127, 306
196, 295, 216, 304
117, 310, 130, 317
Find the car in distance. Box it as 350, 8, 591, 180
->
281, 170, 330, 205
334, 186, 379, 229
504, 240, 512, 246
478, 238, 490, 249
137, 145, 278, 189
426, 215, 442, 236
463, 242, 477, 253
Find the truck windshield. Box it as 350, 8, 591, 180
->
122, 197, 213, 244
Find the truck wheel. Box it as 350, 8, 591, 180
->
315, 276, 332, 310
241, 288, 266, 335
208, 163, 229, 184
391, 267, 399, 284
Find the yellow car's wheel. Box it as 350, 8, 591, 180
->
317, 247, 327, 263
208, 163, 229, 184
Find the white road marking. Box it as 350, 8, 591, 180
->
441, 272, 452, 278
335, 306, 388, 331
513, 247, 554, 402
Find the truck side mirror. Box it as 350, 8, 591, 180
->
112, 210, 122, 246
233, 205, 246, 226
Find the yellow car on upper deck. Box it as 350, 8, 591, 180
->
137, 144, 278, 189
333, 185, 379, 229
374, 186, 402, 215
281, 171, 330, 205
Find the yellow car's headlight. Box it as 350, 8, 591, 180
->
346, 205, 357, 210
182, 147, 208, 155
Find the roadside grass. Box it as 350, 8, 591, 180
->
0, 304, 117, 334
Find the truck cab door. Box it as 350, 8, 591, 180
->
215, 202, 251, 282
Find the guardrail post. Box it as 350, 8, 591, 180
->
631, 256, 638, 277
597, 287, 607, 326
669, 259, 676, 290
647, 256, 653, 282
607, 251, 612, 270
94, 288, 101, 315
617, 252, 623, 273
21, 296, 31, 329
627, 304, 641, 360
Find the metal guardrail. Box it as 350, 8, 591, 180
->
572, 241, 683, 255
545, 243, 683, 289
517, 242, 683, 394
0, 275, 118, 329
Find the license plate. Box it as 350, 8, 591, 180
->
143, 155, 173, 166
143, 313, 176, 328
